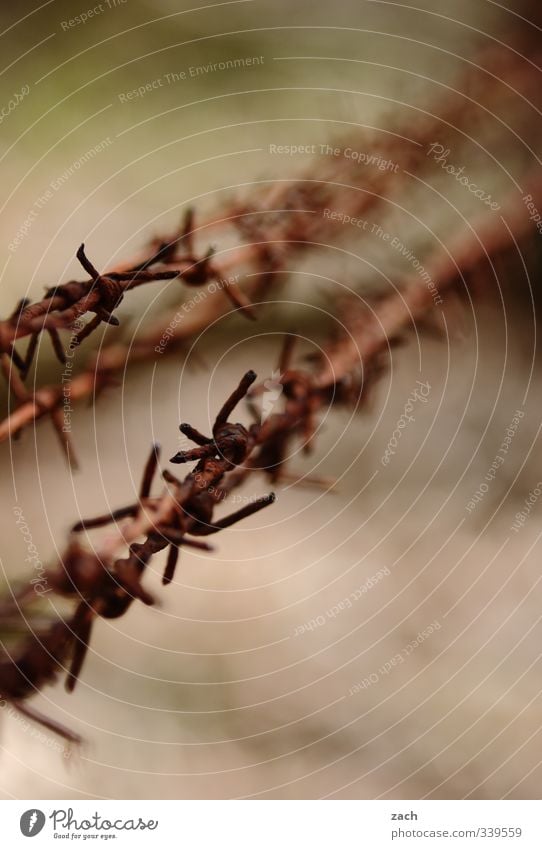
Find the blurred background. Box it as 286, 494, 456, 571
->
1, 0, 542, 799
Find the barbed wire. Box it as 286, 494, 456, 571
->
1, 41, 541, 747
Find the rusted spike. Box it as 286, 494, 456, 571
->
278, 333, 297, 373
96, 308, 120, 326
140, 443, 161, 499
21, 332, 39, 378
14, 700, 82, 745
179, 423, 212, 446
1, 353, 30, 402
221, 278, 256, 320
65, 609, 94, 693
162, 469, 183, 486
7, 344, 26, 372
181, 246, 215, 286
50, 407, 80, 471
76, 244, 100, 280
48, 328, 67, 365
154, 528, 213, 549
214, 370, 257, 431
180, 207, 195, 249
170, 443, 216, 465
73, 314, 102, 347
279, 470, 337, 491
117, 570, 154, 606
193, 493, 275, 535
128, 239, 177, 273
71, 504, 140, 532
162, 545, 179, 585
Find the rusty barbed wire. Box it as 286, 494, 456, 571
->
3, 159, 541, 465
2, 40, 542, 747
